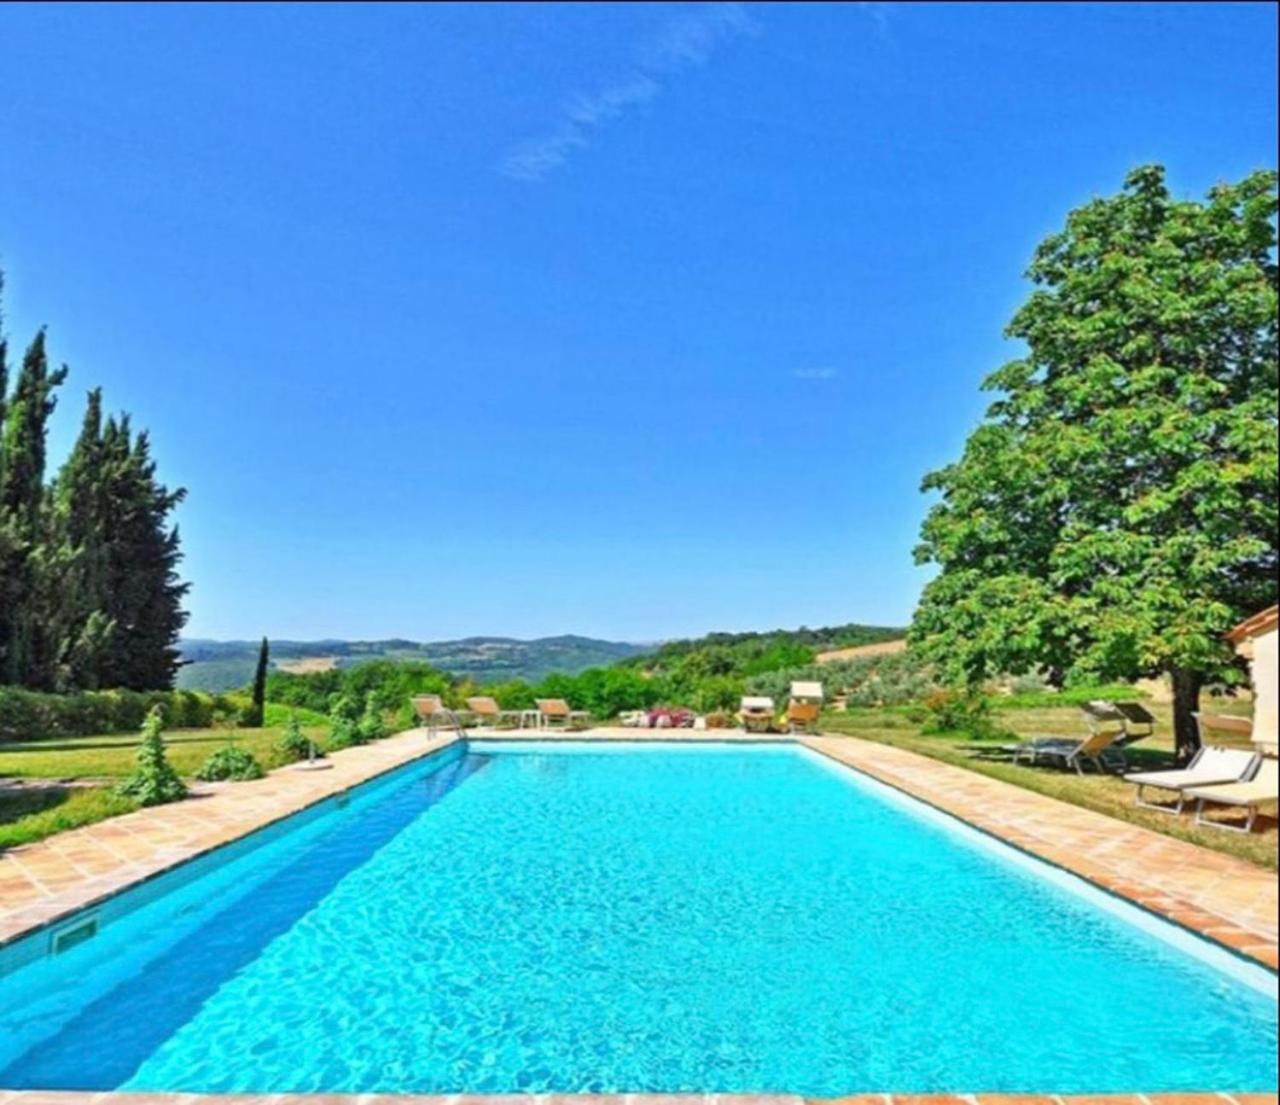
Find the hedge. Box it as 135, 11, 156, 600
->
0, 687, 232, 743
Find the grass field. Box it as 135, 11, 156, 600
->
0, 787, 140, 851
0, 723, 329, 781
820, 701, 1276, 870
0, 721, 330, 850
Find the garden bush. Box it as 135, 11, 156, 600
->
0, 687, 222, 743
327, 698, 365, 750
196, 745, 265, 782
116, 708, 188, 806
920, 689, 1005, 739
358, 698, 389, 742
275, 713, 324, 763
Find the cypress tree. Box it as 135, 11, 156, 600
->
248, 636, 269, 727
0, 330, 66, 527
48, 389, 116, 689
95, 418, 190, 690
0, 330, 67, 685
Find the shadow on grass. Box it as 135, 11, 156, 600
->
0, 785, 74, 825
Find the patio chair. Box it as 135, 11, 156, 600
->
1083, 700, 1156, 746
535, 698, 591, 731
1184, 756, 1279, 834
411, 694, 445, 723
1123, 746, 1260, 814
465, 696, 521, 729
739, 696, 776, 734
787, 681, 824, 734
1012, 728, 1127, 774
411, 694, 464, 738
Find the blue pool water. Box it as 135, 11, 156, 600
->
0, 741, 1275, 1094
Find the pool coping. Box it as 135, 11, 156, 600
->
1, 729, 1276, 1100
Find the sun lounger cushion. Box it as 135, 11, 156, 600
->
1125, 747, 1258, 789
1184, 757, 1278, 807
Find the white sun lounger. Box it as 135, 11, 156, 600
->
1124, 747, 1260, 814
1183, 756, 1279, 834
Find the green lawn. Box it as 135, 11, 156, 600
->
0, 787, 140, 850
820, 701, 1277, 870
0, 722, 329, 850
0, 724, 329, 781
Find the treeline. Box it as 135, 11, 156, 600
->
0, 275, 188, 692
264, 624, 915, 724
265, 659, 664, 723
624, 622, 903, 674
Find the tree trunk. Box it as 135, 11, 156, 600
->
1169, 666, 1204, 764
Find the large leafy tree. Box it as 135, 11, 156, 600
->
911, 166, 1278, 759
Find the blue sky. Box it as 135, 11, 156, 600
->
1, 2, 1275, 642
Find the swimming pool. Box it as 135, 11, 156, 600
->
0, 740, 1275, 1094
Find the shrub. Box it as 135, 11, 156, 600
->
327, 698, 365, 750
196, 745, 265, 782
358, 698, 389, 742
329, 694, 360, 724
327, 718, 362, 749
692, 675, 744, 714
275, 713, 324, 763
116, 708, 188, 806
0, 687, 220, 744
920, 689, 1003, 739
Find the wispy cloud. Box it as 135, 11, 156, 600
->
793, 367, 839, 380
500, 3, 758, 183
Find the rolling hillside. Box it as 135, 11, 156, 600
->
177, 635, 651, 691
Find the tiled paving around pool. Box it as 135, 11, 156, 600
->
1, 727, 1276, 1100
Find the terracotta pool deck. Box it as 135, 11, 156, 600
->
0, 727, 1276, 1101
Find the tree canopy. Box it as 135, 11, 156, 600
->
911, 165, 1278, 757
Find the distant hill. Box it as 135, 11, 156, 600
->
176, 635, 652, 691
624, 623, 907, 674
